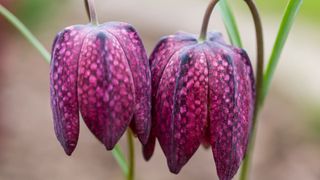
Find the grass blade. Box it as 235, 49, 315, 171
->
112, 145, 129, 176
218, 0, 243, 48
261, 0, 303, 105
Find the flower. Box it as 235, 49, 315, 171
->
144, 31, 255, 180
50, 22, 151, 155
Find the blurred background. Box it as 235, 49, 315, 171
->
0, 0, 319, 179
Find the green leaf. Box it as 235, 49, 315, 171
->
218, 0, 243, 48
112, 145, 129, 176
261, 0, 303, 105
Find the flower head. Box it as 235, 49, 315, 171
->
144, 31, 255, 180
50, 22, 151, 155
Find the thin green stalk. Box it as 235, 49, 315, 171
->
239, 0, 264, 180
112, 145, 129, 176
0, 5, 50, 62
0, 4, 129, 177
261, 0, 303, 105
127, 130, 135, 180
218, 0, 243, 48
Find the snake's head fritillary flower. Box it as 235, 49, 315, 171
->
144, 31, 255, 180
50, 21, 151, 155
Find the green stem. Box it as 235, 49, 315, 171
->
239, 0, 264, 180
0, 4, 129, 178
261, 0, 303, 105
84, 0, 99, 25
127, 130, 135, 180
0, 5, 50, 63
199, 0, 220, 42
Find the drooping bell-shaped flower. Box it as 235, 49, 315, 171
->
145, 31, 255, 180
143, 2, 255, 179
50, 0, 151, 155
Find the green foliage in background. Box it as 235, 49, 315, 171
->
15, 0, 61, 28
256, 0, 318, 24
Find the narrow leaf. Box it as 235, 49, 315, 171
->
218, 0, 243, 48
112, 145, 129, 176
261, 0, 303, 104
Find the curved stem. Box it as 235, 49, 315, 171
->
0, 5, 50, 63
127, 130, 135, 180
84, 0, 99, 25
199, 0, 220, 42
240, 0, 264, 180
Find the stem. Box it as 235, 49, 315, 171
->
240, 0, 264, 180
127, 130, 135, 180
84, 0, 99, 25
199, 0, 220, 42
0, 5, 50, 63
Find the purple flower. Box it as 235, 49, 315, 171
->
144, 32, 255, 180
50, 22, 151, 155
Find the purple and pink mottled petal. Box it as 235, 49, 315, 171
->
142, 132, 156, 161
150, 34, 197, 93
77, 30, 135, 150
104, 22, 151, 144
50, 25, 88, 155
156, 46, 208, 173
155, 49, 181, 160
144, 35, 197, 159
204, 43, 254, 180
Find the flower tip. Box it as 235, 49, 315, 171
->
217, 173, 233, 180
104, 144, 115, 151
63, 147, 75, 156
130, 123, 149, 145
168, 159, 183, 174
142, 147, 153, 161
138, 133, 149, 146
104, 139, 117, 151
168, 164, 182, 174
142, 134, 155, 161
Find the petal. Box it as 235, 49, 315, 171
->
104, 22, 151, 144
77, 30, 135, 150
150, 34, 197, 95
156, 46, 208, 173
204, 43, 255, 180
144, 35, 196, 160
50, 26, 88, 155
142, 130, 156, 161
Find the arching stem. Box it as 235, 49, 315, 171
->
240, 0, 264, 179
84, 0, 99, 25
199, 0, 220, 42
